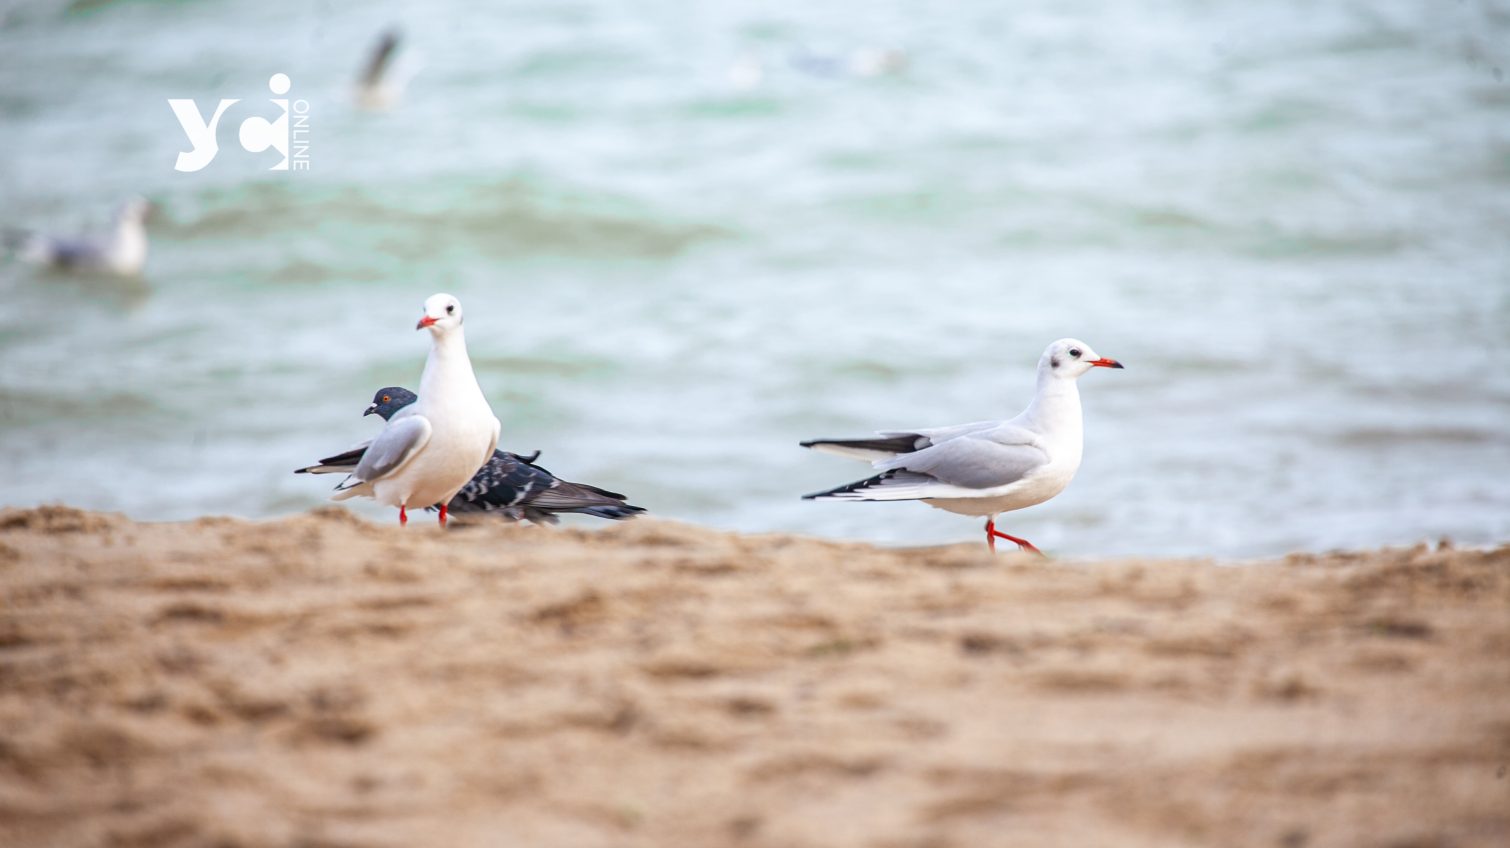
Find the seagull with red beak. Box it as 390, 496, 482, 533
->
801, 338, 1123, 555
321, 293, 501, 527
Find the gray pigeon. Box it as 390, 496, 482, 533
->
298, 386, 645, 524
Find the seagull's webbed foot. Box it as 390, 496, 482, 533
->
985, 519, 1044, 556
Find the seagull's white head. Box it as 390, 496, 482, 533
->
1042, 338, 1123, 379
115, 196, 155, 225
416, 293, 463, 333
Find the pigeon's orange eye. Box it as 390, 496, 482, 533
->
382, 395, 391, 403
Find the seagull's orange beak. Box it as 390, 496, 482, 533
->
1089, 358, 1124, 369
416, 315, 438, 330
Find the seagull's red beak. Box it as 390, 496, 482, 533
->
1089, 358, 1124, 369
416, 315, 438, 330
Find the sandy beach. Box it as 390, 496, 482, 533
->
0, 506, 1506, 847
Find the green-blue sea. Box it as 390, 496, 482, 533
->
2, 0, 1507, 556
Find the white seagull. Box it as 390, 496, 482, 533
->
325, 293, 501, 527
801, 338, 1123, 554
4, 197, 153, 277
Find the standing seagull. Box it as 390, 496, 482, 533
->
298, 387, 645, 523
3, 197, 153, 277
325, 294, 501, 527
801, 338, 1123, 554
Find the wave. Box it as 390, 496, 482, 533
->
164, 175, 732, 267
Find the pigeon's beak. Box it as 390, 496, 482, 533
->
363, 403, 378, 416
416, 315, 437, 330
1089, 358, 1124, 369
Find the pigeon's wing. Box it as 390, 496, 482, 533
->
449, 452, 548, 515
449, 451, 644, 522
339, 415, 431, 487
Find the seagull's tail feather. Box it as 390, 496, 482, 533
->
803, 470, 940, 502
330, 475, 372, 500
800, 434, 925, 462
295, 445, 367, 475
295, 464, 349, 475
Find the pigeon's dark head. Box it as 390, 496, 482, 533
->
364, 386, 418, 420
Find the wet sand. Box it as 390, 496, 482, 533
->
1, 505, 1506, 847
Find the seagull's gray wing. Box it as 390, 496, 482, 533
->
294, 439, 372, 475
360, 29, 401, 86
877, 427, 1048, 490
801, 420, 999, 462
883, 420, 999, 445
338, 414, 431, 487
809, 429, 1051, 502
43, 235, 110, 268
5, 230, 105, 268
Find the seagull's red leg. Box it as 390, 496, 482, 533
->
399, 505, 408, 526
987, 522, 1043, 556
985, 519, 998, 553
438, 504, 448, 528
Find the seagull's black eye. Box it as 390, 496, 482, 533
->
446, 304, 455, 314
1069, 348, 1082, 358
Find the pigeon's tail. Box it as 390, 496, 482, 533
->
526, 478, 646, 520
572, 503, 648, 521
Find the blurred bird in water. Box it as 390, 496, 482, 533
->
788, 46, 909, 79
3, 196, 154, 277
298, 386, 645, 524
353, 27, 411, 110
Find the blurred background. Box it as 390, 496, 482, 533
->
0, 0, 1506, 557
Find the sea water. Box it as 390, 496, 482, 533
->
1, 0, 1506, 556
